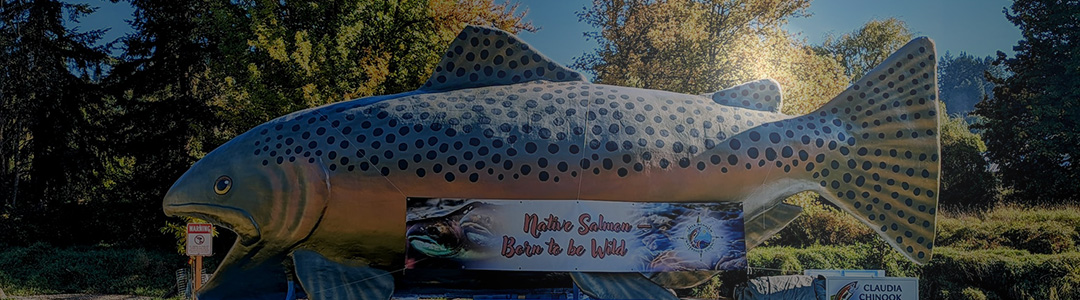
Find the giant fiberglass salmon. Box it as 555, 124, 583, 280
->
163, 25, 940, 300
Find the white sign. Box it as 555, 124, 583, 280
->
186, 223, 213, 256
825, 276, 918, 300
806, 269, 885, 278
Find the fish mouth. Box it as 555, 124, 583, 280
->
165, 203, 262, 246
407, 235, 461, 257
406, 221, 464, 258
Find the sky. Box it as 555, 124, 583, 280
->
514, 0, 1023, 75
72, 0, 1022, 76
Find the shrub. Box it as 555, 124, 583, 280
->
939, 103, 1000, 211
765, 192, 878, 247
959, 287, 988, 300
748, 243, 920, 277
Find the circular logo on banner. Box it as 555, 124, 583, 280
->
685, 223, 714, 252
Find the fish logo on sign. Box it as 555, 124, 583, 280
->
833, 281, 858, 300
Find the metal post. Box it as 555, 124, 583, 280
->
193, 256, 202, 300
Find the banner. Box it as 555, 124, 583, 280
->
404, 198, 747, 272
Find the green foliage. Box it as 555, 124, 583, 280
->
817, 18, 913, 83
939, 103, 1000, 210
0, 243, 185, 296
574, 0, 815, 95
959, 287, 989, 300
216, 0, 536, 133
974, 0, 1080, 203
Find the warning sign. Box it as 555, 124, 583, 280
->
186, 223, 213, 256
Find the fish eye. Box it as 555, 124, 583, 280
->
214, 176, 232, 195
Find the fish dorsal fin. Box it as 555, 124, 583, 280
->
704, 79, 783, 112
420, 25, 587, 91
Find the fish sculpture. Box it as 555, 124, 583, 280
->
163, 25, 940, 300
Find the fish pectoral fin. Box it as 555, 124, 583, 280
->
745, 203, 803, 249
196, 247, 290, 300
703, 79, 783, 112
570, 272, 678, 300
292, 249, 394, 300
646, 271, 719, 289
419, 25, 587, 92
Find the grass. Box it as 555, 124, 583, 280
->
938, 203, 1080, 254
0, 243, 185, 297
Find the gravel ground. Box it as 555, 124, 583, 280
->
4, 295, 156, 300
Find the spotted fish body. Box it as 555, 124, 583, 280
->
163, 25, 940, 299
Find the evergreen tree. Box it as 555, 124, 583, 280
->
974, 0, 1080, 202
0, 0, 113, 245
938, 52, 1002, 117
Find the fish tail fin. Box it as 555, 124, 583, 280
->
809, 37, 940, 264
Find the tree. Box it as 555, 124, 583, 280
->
215, 0, 536, 134
721, 27, 849, 115
0, 0, 114, 245
974, 0, 1080, 203
99, 0, 234, 246
817, 18, 912, 83
939, 102, 999, 210
938, 52, 1002, 117
574, 0, 811, 95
